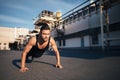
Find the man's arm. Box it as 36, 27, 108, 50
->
50, 37, 63, 69
20, 37, 35, 72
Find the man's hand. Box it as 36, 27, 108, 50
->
19, 67, 29, 72
55, 64, 63, 69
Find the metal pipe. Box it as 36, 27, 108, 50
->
100, 0, 104, 50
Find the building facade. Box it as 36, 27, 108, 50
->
54, 0, 120, 50
0, 27, 29, 50
34, 0, 120, 50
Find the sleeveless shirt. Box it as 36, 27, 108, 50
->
27, 35, 50, 58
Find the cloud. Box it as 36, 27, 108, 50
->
0, 14, 29, 24
44, 0, 76, 13
5, 3, 33, 12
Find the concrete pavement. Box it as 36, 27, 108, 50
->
0, 49, 120, 80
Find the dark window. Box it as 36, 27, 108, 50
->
89, 6, 95, 13
78, 12, 82, 18
4, 43, 7, 45
92, 35, 98, 44
65, 19, 68, 24
73, 14, 77, 20
83, 9, 88, 16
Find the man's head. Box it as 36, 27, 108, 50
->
39, 23, 50, 42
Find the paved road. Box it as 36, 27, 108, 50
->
0, 49, 120, 80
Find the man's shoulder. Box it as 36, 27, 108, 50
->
29, 36, 36, 45
50, 36, 54, 40
50, 36, 56, 43
31, 36, 36, 40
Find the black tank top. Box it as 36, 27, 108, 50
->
27, 35, 50, 58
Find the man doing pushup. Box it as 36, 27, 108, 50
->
20, 23, 63, 72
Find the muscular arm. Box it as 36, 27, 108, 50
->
20, 37, 36, 72
50, 37, 63, 68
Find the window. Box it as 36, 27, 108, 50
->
65, 19, 68, 25
68, 17, 72, 24
63, 20, 65, 25
73, 14, 77, 20
83, 8, 88, 16
89, 6, 95, 13
92, 35, 98, 44
4, 43, 7, 45
78, 12, 82, 18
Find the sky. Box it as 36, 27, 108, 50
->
0, 0, 84, 30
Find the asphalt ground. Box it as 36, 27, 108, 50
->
0, 49, 120, 80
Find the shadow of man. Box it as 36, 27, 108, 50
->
33, 60, 55, 67
12, 59, 33, 69
12, 59, 21, 69
12, 59, 55, 69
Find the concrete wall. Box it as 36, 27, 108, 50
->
0, 27, 29, 50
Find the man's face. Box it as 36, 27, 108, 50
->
40, 30, 50, 42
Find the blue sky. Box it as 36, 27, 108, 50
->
0, 0, 84, 30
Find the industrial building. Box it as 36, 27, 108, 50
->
34, 0, 120, 50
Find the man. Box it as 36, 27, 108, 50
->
20, 23, 63, 72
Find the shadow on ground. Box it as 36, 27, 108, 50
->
12, 59, 21, 69
12, 58, 55, 69
12, 49, 120, 69
47, 49, 120, 59
32, 61, 55, 67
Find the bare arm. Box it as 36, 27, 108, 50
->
50, 37, 63, 68
20, 37, 36, 72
